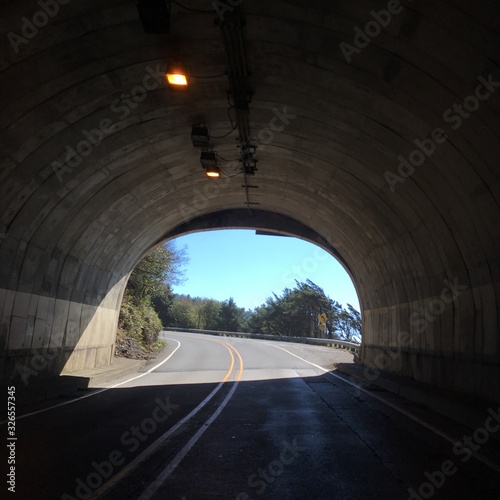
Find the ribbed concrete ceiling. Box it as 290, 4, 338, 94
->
1, 0, 499, 400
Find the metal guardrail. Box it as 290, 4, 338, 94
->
162, 327, 360, 353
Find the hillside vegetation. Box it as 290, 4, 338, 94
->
116, 242, 186, 358
163, 279, 361, 342
117, 244, 362, 359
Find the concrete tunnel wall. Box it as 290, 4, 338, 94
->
0, 0, 499, 401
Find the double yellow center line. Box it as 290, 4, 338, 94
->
92, 335, 244, 500
213, 338, 244, 384
136, 337, 244, 500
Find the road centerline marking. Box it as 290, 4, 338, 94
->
90, 337, 244, 499
136, 342, 244, 500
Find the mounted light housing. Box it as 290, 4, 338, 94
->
191, 126, 210, 148
200, 151, 217, 168
205, 165, 221, 178
165, 63, 189, 91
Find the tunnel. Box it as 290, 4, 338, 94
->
0, 0, 499, 403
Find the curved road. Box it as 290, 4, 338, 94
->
3, 332, 500, 499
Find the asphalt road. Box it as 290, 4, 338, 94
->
3, 332, 500, 500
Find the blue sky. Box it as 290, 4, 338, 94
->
170, 230, 360, 312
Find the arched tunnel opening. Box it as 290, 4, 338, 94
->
1, 0, 499, 408
157, 213, 362, 341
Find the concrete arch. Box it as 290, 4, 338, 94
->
0, 0, 499, 401
164, 208, 352, 271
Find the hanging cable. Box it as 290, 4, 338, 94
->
171, 0, 214, 14
221, 168, 243, 178
209, 96, 237, 139
243, 172, 253, 216
226, 96, 236, 131
191, 72, 227, 79
211, 123, 237, 139
227, 107, 236, 130
216, 153, 239, 162
208, 95, 238, 139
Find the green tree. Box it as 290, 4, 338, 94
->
117, 291, 163, 356
118, 241, 188, 355
247, 304, 268, 333
165, 295, 198, 329
246, 280, 361, 341
197, 299, 221, 329
128, 242, 187, 301
217, 298, 244, 331
336, 304, 362, 342
151, 283, 174, 327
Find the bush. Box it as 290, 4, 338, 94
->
117, 242, 187, 358
116, 292, 163, 358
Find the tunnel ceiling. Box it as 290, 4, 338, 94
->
1, 0, 500, 397
163, 208, 352, 273
1, 0, 499, 302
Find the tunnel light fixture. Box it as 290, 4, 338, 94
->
191, 126, 210, 148
238, 143, 258, 175
167, 73, 187, 86
206, 165, 221, 178
243, 162, 258, 175
165, 64, 189, 91
200, 151, 217, 168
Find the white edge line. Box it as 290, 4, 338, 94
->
91, 342, 241, 499
138, 379, 240, 500
0, 339, 182, 424
90, 379, 226, 499
264, 342, 500, 473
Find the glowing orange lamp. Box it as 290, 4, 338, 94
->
165, 64, 189, 91
206, 166, 221, 178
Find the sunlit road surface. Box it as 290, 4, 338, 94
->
4, 332, 500, 500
